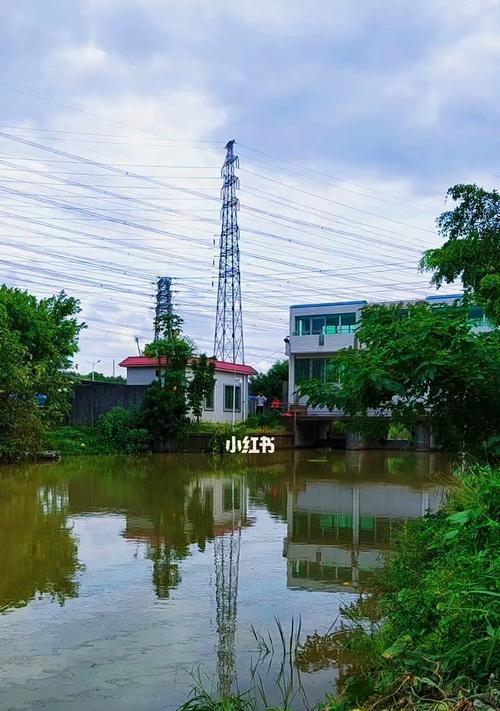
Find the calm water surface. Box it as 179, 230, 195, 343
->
0, 450, 453, 710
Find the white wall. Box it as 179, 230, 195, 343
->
126, 366, 249, 423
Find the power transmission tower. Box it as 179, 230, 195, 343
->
154, 276, 173, 340
213, 140, 245, 363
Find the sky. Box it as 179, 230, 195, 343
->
1, 0, 499, 374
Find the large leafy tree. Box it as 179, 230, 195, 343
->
0, 286, 84, 459
299, 302, 499, 451
249, 359, 288, 400
420, 184, 500, 324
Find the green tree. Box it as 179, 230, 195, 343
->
249, 359, 288, 400
78, 372, 126, 384
420, 184, 500, 324
299, 302, 499, 451
140, 312, 214, 438
187, 353, 216, 422
0, 286, 84, 459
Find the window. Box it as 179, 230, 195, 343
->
311, 316, 325, 334
224, 384, 241, 411
295, 358, 310, 385
325, 314, 339, 334
295, 315, 310, 335
295, 358, 333, 385
339, 312, 356, 333
294, 312, 358, 335
312, 358, 326, 381
468, 306, 492, 328
204, 384, 215, 410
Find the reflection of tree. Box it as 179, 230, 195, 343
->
185, 483, 214, 552
245, 470, 288, 522
0, 476, 83, 614
147, 541, 184, 599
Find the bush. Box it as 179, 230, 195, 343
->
47, 409, 152, 456
97, 407, 151, 453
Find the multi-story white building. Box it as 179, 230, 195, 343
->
285, 293, 492, 445
119, 356, 257, 423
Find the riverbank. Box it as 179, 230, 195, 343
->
44, 410, 289, 457
178, 463, 499, 711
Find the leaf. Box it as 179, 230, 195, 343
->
382, 635, 412, 659
447, 510, 473, 525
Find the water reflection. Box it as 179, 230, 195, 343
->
0, 470, 83, 613
0, 451, 452, 709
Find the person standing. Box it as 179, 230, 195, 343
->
256, 393, 267, 415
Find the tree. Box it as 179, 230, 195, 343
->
249, 359, 288, 400
0, 286, 84, 459
140, 312, 215, 438
420, 184, 500, 324
298, 302, 500, 451
78, 372, 126, 384
187, 354, 216, 422
141, 313, 192, 439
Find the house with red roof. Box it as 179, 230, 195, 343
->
119, 356, 257, 423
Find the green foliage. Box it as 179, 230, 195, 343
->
245, 410, 286, 431
140, 311, 193, 440
299, 301, 500, 451
47, 409, 151, 455
249, 360, 288, 400
0, 286, 84, 460
420, 184, 500, 325
311, 465, 500, 709
140, 379, 190, 440
78, 371, 126, 384
187, 354, 216, 422
97, 407, 151, 453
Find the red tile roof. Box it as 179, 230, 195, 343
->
119, 355, 257, 376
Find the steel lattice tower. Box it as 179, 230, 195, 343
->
213, 140, 244, 363
154, 276, 173, 340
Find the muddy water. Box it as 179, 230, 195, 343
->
0, 450, 453, 710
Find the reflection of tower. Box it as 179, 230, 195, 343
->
213, 140, 245, 363
213, 477, 241, 697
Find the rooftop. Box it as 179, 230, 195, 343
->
119, 355, 257, 376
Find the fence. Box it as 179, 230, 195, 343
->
70, 383, 149, 426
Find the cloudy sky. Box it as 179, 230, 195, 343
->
1, 0, 499, 373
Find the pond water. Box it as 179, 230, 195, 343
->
0, 450, 453, 710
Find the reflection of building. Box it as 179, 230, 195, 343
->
185, 476, 249, 536
284, 478, 444, 592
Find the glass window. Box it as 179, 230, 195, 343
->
311, 316, 325, 334
339, 312, 357, 333
294, 358, 310, 385
468, 306, 489, 327
325, 315, 339, 334
204, 384, 215, 410
312, 358, 326, 381
224, 385, 241, 411
295, 316, 310, 335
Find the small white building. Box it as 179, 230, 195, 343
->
119, 356, 257, 423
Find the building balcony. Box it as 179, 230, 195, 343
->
288, 332, 355, 354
